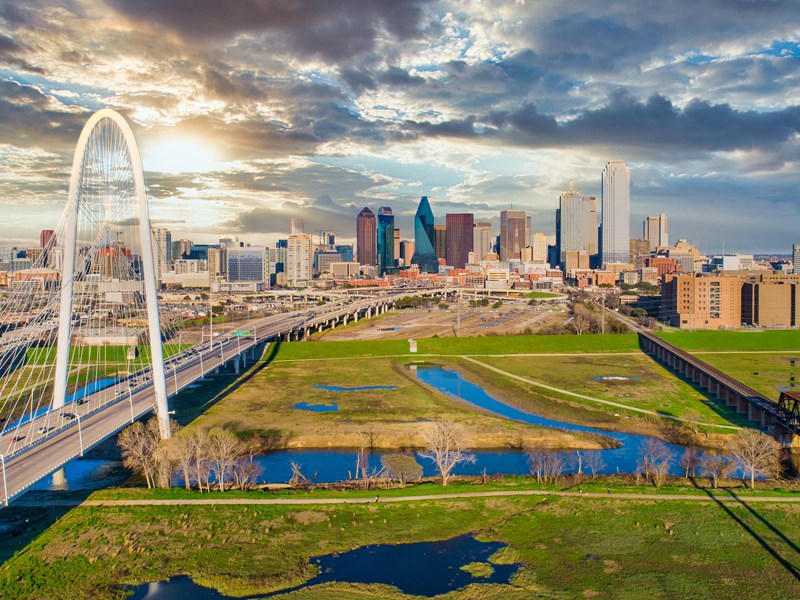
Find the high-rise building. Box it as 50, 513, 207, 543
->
227, 247, 267, 283
218, 236, 239, 247
177, 239, 193, 260
473, 222, 493, 260
499, 210, 530, 261
629, 237, 650, 269
446, 213, 474, 269
410, 196, 438, 272
434, 225, 447, 261
532, 232, 548, 263
287, 232, 313, 287
377, 207, 395, 274
290, 218, 304, 235
793, 244, 800, 274
335, 244, 354, 263
207, 247, 228, 278
399, 241, 415, 266
644, 214, 668, 251
558, 181, 597, 267
153, 227, 172, 279
40, 229, 56, 267
600, 160, 631, 267
356, 207, 377, 267
393, 228, 401, 265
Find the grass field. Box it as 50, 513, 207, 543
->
185, 355, 606, 450
270, 333, 641, 361
657, 330, 800, 352
1, 484, 798, 599
474, 354, 748, 428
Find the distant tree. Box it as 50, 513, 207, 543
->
206, 427, 244, 492
584, 450, 606, 479
729, 429, 782, 488
700, 451, 736, 488
678, 447, 702, 478
381, 454, 423, 485
418, 420, 476, 486
638, 439, 674, 488
492, 301, 503, 309
527, 450, 567, 484
118, 417, 164, 489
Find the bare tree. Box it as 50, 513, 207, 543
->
584, 450, 606, 479
381, 453, 423, 486
164, 430, 195, 490
573, 451, 583, 476
700, 451, 735, 488
232, 458, 263, 490
729, 429, 781, 488
117, 417, 163, 489
638, 439, 674, 488
207, 427, 244, 492
418, 420, 476, 486
189, 428, 212, 493
528, 450, 567, 484
678, 447, 702, 478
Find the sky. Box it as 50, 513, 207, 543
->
0, 0, 798, 254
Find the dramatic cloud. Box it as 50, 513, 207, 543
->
0, 0, 799, 251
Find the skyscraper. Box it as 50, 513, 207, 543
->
600, 160, 631, 267
287, 232, 313, 287
473, 222, 493, 260
644, 214, 668, 251
532, 232, 548, 263
356, 207, 376, 267
434, 225, 447, 261
558, 181, 597, 267
410, 196, 438, 272
446, 213, 474, 269
290, 218, 304, 235
153, 227, 172, 279
227, 247, 268, 283
499, 210, 530, 261
377, 207, 395, 274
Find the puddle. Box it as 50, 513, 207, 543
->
292, 402, 339, 412
312, 385, 398, 392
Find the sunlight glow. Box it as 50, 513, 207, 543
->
141, 136, 221, 174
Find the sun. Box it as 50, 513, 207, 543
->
141, 136, 222, 174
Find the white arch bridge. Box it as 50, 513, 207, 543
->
0, 109, 452, 506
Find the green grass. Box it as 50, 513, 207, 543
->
657, 330, 800, 352
2, 484, 799, 599
474, 354, 747, 427
25, 344, 192, 365
692, 353, 799, 401
524, 291, 563, 299
270, 334, 641, 362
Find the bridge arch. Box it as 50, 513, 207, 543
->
52, 109, 170, 438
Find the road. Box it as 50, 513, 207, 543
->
0, 291, 447, 505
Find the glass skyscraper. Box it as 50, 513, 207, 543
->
410, 196, 438, 272
600, 160, 631, 267
377, 207, 395, 274
356, 207, 377, 267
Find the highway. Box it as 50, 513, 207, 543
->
0, 291, 444, 505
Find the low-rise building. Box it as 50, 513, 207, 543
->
661, 274, 743, 329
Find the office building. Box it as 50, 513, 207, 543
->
218, 236, 239, 247
600, 160, 630, 267
742, 275, 799, 328
410, 196, 438, 272
315, 250, 341, 274
532, 232, 548, 263
153, 227, 172, 279
356, 207, 377, 267
393, 228, 401, 265
473, 221, 493, 261
290, 218, 304, 235
377, 207, 395, 274
400, 241, 415, 266
434, 225, 447, 261
499, 210, 530, 261
287, 232, 313, 287
629, 237, 650, 269
335, 244, 354, 263
793, 244, 800, 274
227, 246, 267, 283
558, 181, 597, 267
644, 214, 668, 251
446, 213, 474, 269
207, 247, 228, 278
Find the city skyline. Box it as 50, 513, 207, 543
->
0, 2, 798, 253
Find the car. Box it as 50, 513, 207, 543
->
76, 398, 88, 405
116, 389, 124, 395
10, 436, 23, 442
37, 426, 51, 434
61, 413, 76, 421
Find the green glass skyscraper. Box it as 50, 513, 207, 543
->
410, 196, 438, 273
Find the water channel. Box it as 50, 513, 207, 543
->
33, 364, 700, 492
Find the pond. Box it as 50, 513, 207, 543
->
313, 385, 398, 392
126, 534, 518, 599
292, 402, 338, 412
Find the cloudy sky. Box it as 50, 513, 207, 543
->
1, 0, 798, 253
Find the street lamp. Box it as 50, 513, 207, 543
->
1, 453, 7, 507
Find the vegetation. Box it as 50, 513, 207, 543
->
2, 482, 800, 599
657, 330, 800, 352
380, 454, 423, 485
418, 419, 476, 486
728, 429, 782, 488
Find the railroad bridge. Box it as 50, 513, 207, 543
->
638, 331, 800, 447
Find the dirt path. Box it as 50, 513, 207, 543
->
16, 489, 800, 507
